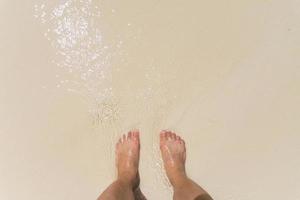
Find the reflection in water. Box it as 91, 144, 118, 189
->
34, 0, 122, 124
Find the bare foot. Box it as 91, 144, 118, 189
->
160, 130, 188, 186
116, 130, 140, 189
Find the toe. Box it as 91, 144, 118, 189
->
166, 131, 172, 139
133, 129, 139, 136
116, 137, 122, 150
160, 131, 167, 148
171, 132, 176, 140
122, 134, 126, 142
160, 130, 167, 141
182, 139, 186, 147
116, 140, 120, 149
133, 130, 140, 142
128, 131, 132, 140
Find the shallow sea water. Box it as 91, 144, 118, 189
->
0, 0, 300, 199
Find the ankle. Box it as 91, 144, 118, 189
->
116, 176, 134, 188
117, 172, 140, 190
168, 171, 189, 187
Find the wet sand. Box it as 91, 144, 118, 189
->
0, 0, 299, 199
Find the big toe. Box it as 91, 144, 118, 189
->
160, 130, 169, 146
160, 131, 167, 140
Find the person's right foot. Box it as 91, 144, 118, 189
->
115, 130, 140, 189
159, 130, 188, 186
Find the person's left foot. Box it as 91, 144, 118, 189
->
115, 130, 140, 189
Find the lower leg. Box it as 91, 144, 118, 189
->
97, 178, 135, 200
172, 176, 212, 200
134, 187, 147, 200
97, 179, 147, 200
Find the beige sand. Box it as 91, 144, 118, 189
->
0, 0, 299, 199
